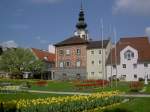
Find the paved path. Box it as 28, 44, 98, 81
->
28, 90, 150, 97
120, 94, 150, 98
28, 90, 90, 95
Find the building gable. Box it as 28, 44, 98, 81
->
120, 45, 138, 64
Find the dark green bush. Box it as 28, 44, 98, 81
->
0, 102, 17, 112
103, 108, 132, 112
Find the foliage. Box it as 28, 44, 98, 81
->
103, 108, 132, 112
0, 92, 67, 102
1, 91, 123, 112
112, 97, 150, 112
0, 48, 45, 78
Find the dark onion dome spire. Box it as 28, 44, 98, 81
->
76, 2, 87, 30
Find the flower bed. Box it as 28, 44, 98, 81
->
75, 80, 109, 89
34, 80, 48, 86
1, 91, 123, 112
129, 81, 143, 92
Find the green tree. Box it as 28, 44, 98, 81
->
0, 48, 45, 78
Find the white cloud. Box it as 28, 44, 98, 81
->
31, 0, 63, 4
113, 0, 150, 15
1, 40, 18, 48
35, 36, 48, 44
145, 27, 150, 37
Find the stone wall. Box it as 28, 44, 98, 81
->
53, 68, 87, 80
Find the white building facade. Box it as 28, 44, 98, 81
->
107, 37, 150, 81
87, 40, 111, 79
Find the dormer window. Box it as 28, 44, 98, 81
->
124, 50, 134, 60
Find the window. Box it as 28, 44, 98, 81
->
99, 50, 101, 54
99, 71, 102, 73
76, 74, 81, 80
122, 64, 126, 68
144, 63, 148, 67
62, 73, 67, 80
77, 49, 81, 55
48, 64, 52, 68
66, 49, 70, 55
99, 60, 101, 64
59, 62, 64, 67
113, 65, 116, 69
59, 50, 64, 55
121, 75, 126, 80
53, 72, 55, 79
134, 74, 137, 79
82, 35, 87, 40
92, 61, 94, 64
91, 50, 94, 54
113, 75, 116, 79
91, 72, 94, 75
66, 61, 70, 67
124, 50, 134, 60
76, 60, 81, 67
133, 64, 137, 69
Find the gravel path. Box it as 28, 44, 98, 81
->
28, 90, 150, 97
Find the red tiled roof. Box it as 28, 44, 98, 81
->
107, 36, 150, 64
87, 40, 110, 49
119, 36, 149, 45
31, 48, 55, 62
55, 36, 88, 47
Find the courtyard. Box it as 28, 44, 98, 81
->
0, 79, 150, 112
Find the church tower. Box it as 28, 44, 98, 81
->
74, 2, 89, 40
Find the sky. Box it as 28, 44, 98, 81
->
0, 0, 150, 49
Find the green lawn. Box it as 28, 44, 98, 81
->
145, 83, 150, 93
30, 80, 131, 93
95, 81, 130, 93
30, 81, 75, 92
0, 79, 150, 94
105, 97, 150, 112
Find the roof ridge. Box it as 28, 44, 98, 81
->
31, 48, 55, 55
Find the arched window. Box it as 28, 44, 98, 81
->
124, 50, 134, 60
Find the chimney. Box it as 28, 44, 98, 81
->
48, 44, 55, 53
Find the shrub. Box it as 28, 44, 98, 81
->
104, 108, 132, 112
75, 80, 109, 89
129, 81, 143, 92
138, 78, 144, 82
0, 102, 17, 112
